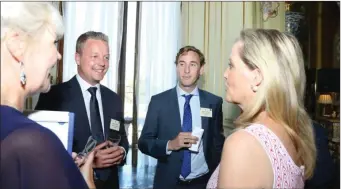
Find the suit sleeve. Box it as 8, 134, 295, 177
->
213, 97, 225, 164
305, 123, 335, 188
116, 96, 129, 166
35, 90, 58, 111
138, 96, 169, 159
118, 119, 129, 166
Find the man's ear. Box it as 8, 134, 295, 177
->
251, 68, 263, 87
75, 53, 81, 66
5, 29, 27, 63
199, 64, 205, 75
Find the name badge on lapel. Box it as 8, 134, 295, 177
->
200, 108, 212, 118
110, 119, 120, 131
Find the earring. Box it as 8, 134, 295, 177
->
19, 61, 26, 85
251, 85, 258, 92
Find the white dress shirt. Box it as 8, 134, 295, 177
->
166, 84, 209, 180
76, 74, 105, 136
76, 74, 126, 158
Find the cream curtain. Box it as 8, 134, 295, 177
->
181, 2, 286, 136
136, 2, 182, 167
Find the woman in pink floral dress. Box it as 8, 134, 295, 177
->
207, 29, 316, 189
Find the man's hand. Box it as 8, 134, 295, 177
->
168, 132, 198, 151
93, 141, 125, 168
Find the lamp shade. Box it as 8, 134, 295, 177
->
318, 94, 333, 104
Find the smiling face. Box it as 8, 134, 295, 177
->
75, 39, 109, 85
176, 50, 204, 93
24, 27, 61, 94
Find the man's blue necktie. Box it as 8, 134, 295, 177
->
180, 94, 193, 178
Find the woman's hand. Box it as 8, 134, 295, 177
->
72, 151, 96, 188
72, 152, 86, 167
79, 151, 96, 189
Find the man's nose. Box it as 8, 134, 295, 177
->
223, 69, 229, 79
184, 65, 190, 73
97, 57, 106, 66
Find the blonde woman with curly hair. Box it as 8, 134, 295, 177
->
207, 29, 316, 189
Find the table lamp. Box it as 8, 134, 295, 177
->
318, 94, 333, 116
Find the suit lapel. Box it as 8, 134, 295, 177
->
199, 89, 210, 153
100, 85, 110, 139
67, 76, 91, 137
169, 87, 182, 134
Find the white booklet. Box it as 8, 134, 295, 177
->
24, 110, 75, 155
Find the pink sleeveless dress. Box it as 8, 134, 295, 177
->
206, 124, 305, 189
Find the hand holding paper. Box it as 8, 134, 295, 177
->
168, 132, 198, 151
189, 128, 204, 152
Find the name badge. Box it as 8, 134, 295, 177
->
200, 108, 212, 118
110, 119, 120, 131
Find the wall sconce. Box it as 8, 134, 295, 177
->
318, 94, 333, 116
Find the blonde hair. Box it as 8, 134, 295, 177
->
235, 29, 316, 179
1, 2, 64, 40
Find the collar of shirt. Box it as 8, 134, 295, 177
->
76, 74, 101, 94
176, 83, 199, 97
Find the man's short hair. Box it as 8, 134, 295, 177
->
174, 45, 206, 67
75, 31, 109, 54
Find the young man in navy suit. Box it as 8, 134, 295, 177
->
138, 46, 225, 189
35, 31, 129, 189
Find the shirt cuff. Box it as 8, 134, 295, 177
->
119, 146, 127, 159
166, 141, 172, 155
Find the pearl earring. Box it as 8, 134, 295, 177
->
251, 85, 258, 92
19, 61, 26, 85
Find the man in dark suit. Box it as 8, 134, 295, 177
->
35, 31, 129, 189
305, 122, 336, 189
138, 46, 225, 189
